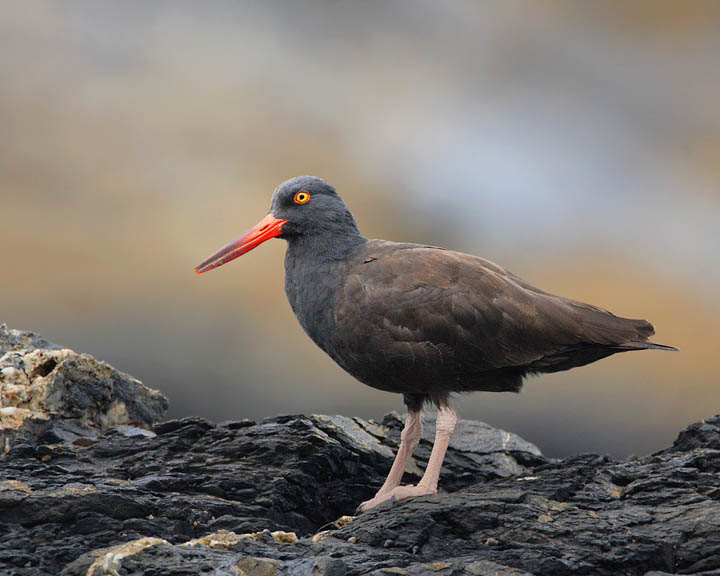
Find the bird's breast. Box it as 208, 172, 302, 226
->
283, 253, 344, 355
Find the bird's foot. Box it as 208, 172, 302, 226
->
356, 484, 437, 513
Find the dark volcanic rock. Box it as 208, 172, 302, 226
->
0, 328, 718, 576
0, 410, 542, 575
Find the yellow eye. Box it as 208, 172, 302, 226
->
294, 190, 310, 204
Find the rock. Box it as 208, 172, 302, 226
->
0, 408, 544, 574
0, 408, 542, 575
0, 324, 63, 356
3, 412, 718, 576
0, 327, 718, 575
0, 325, 168, 453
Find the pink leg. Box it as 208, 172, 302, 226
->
356, 410, 422, 512
415, 405, 456, 492
358, 405, 457, 511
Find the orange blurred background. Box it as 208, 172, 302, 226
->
1, 1, 718, 457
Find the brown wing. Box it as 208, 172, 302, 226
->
331, 241, 662, 397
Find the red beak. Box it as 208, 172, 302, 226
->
194, 213, 288, 274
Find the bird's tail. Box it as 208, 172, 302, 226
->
574, 304, 678, 351
614, 340, 679, 352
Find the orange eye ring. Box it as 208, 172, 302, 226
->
294, 190, 310, 204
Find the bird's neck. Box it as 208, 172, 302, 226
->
285, 228, 367, 263
283, 231, 366, 353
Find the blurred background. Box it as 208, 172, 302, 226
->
1, 1, 718, 458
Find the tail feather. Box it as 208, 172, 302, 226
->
522, 298, 677, 375
570, 302, 677, 351
614, 341, 679, 352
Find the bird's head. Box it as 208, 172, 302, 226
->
194, 176, 362, 274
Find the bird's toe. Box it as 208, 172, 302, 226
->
355, 495, 385, 514
387, 484, 436, 503
356, 484, 438, 513
354, 502, 369, 515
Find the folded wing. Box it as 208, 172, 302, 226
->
331, 242, 673, 396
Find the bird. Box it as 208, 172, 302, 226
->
194, 175, 676, 512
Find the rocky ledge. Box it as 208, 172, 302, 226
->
0, 325, 718, 576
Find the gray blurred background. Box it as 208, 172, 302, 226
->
2, 1, 718, 458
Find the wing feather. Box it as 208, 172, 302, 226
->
331, 241, 657, 394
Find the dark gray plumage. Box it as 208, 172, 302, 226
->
274, 177, 675, 411
195, 175, 676, 510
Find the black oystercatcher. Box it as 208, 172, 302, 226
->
194, 176, 676, 512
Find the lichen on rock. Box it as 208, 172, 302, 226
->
0, 325, 168, 436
